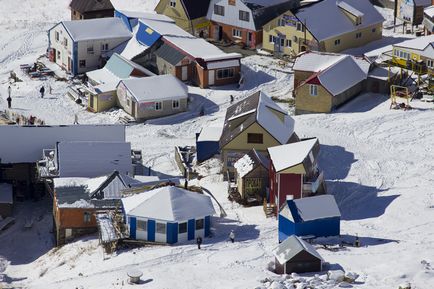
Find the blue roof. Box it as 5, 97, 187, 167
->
282, 195, 341, 222
136, 21, 161, 47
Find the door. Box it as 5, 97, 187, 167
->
247, 32, 253, 47
182, 66, 188, 81
208, 70, 215, 86
214, 25, 222, 41
279, 38, 285, 52
131, 100, 136, 118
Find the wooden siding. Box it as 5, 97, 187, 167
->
295, 83, 333, 114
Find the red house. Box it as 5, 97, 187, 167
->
267, 138, 326, 214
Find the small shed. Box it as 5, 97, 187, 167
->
196, 126, 222, 162
273, 235, 324, 274
279, 195, 341, 242
233, 149, 269, 204
0, 183, 13, 218
122, 186, 216, 244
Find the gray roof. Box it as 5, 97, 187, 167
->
247, 0, 300, 30
154, 43, 187, 66
283, 195, 341, 222
273, 235, 323, 264
295, 0, 384, 42
61, 18, 131, 42
69, 0, 114, 13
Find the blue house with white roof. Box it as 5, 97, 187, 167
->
278, 194, 341, 242
122, 186, 216, 244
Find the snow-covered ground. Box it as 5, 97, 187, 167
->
0, 1, 433, 289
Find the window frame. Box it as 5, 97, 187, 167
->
172, 99, 180, 109
195, 219, 204, 230
247, 133, 263, 144
239, 10, 250, 22
155, 101, 163, 111
156, 222, 166, 234
232, 28, 242, 38
216, 68, 235, 79
310, 84, 318, 96
79, 60, 86, 68
137, 219, 147, 231
334, 39, 341, 46
169, 0, 176, 8
214, 4, 225, 16
178, 222, 187, 234
83, 212, 91, 223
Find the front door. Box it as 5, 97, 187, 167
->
247, 32, 253, 47
182, 66, 188, 81
208, 70, 215, 86
214, 25, 222, 41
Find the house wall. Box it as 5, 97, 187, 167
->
284, 251, 322, 274
278, 213, 295, 242
240, 165, 269, 201
331, 81, 365, 108
278, 173, 302, 204
295, 83, 333, 114
293, 70, 315, 89
88, 91, 117, 112
71, 9, 114, 20
295, 217, 341, 238
49, 23, 74, 73
209, 21, 261, 48
207, 0, 257, 31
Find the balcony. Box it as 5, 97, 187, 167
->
302, 170, 325, 196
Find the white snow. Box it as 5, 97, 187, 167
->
197, 126, 223, 142
281, 195, 341, 222
268, 138, 317, 172
234, 153, 255, 178
59, 18, 132, 41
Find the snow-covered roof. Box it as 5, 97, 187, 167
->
0, 183, 13, 204
197, 126, 223, 142
56, 141, 132, 178
272, 235, 323, 264
120, 25, 150, 59
61, 18, 132, 41
425, 6, 434, 18
122, 186, 216, 222
293, 52, 346, 72
234, 154, 255, 178
393, 35, 434, 51
282, 195, 341, 222
268, 138, 318, 172
119, 75, 188, 103
295, 0, 384, 42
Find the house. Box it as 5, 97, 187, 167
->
395, 0, 431, 26
196, 126, 223, 162
69, 0, 115, 20
38, 141, 133, 178
262, 0, 384, 55
423, 6, 434, 34
220, 91, 298, 179
233, 149, 269, 205
116, 75, 188, 121
0, 125, 125, 199
122, 186, 216, 244
48, 18, 132, 75
293, 51, 369, 114
155, 0, 211, 37
52, 171, 140, 245
0, 183, 13, 218
86, 53, 155, 112
273, 235, 324, 274
268, 138, 325, 213
278, 195, 341, 242
207, 0, 300, 48
134, 15, 242, 88
391, 35, 434, 72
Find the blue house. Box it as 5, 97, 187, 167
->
122, 186, 216, 244
278, 195, 341, 242
196, 127, 222, 163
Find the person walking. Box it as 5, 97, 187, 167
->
39, 86, 45, 98
6, 95, 12, 109
8, 85, 11, 98
196, 236, 203, 250
73, 113, 79, 125
229, 230, 235, 243
230, 94, 234, 103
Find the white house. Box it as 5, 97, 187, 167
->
122, 186, 216, 244
48, 17, 132, 75
116, 74, 189, 120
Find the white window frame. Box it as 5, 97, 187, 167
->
155, 101, 163, 111
172, 99, 180, 109
296, 22, 305, 32
217, 68, 235, 79
239, 10, 250, 22
156, 222, 166, 234
101, 43, 109, 51
55, 31, 60, 42
233, 28, 242, 38
169, 0, 176, 7
285, 39, 291, 47
310, 84, 318, 96
427, 59, 433, 68
87, 45, 94, 55
269, 35, 275, 43
137, 219, 147, 232
355, 32, 362, 39
334, 39, 341, 45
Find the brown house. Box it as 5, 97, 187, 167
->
273, 235, 324, 274
70, 0, 115, 20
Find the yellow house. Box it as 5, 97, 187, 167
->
155, 0, 211, 37
219, 91, 298, 179
391, 35, 434, 72
262, 0, 384, 55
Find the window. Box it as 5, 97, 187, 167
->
214, 4, 225, 16
57, 51, 61, 59
79, 60, 86, 68
172, 99, 180, 109
286, 39, 292, 47
372, 28, 376, 33
239, 10, 249, 22
233, 29, 242, 38
63, 37, 68, 47
55, 31, 59, 42
87, 45, 94, 54
155, 101, 162, 110
217, 68, 235, 79
355, 17, 362, 25
278, 18, 286, 26
310, 84, 318, 96
296, 22, 305, 32
280, 38, 285, 47
427, 59, 433, 68
137, 220, 147, 231
334, 39, 341, 45
84, 212, 91, 223
247, 133, 263, 144
269, 35, 276, 43
101, 43, 109, 51
228, 0, 236, 5
156, 222, 166, 234
179, 222, 187, 234
169, 0, 176, 7
126, 98, 130, 107
195, 219, 204, 230
355, 32, 362, 39
394, 49, 399, 57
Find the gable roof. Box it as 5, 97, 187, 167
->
220, 91, 295, 148
70, 0, 114, 13
393, 34, 434, 51
154, 43, 187, 65
234, 149, 269, 178
181, 0, 212, 19
281, 195, 341, 222
119, 75, 188, 103
273, 235, 323, 264
245, 0, 300, 30
122, 186, 216, 221
268, 138, 318, 172
295, 0, 384, 42
61, 17, 131, 42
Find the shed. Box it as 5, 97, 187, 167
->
273, 235, 323, 274
123, 186, 216, 244
278, 195, 341, 242
196, 126, 222, 162
0, 183, 13, 218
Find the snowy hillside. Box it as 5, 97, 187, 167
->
0, 1, 433, 289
